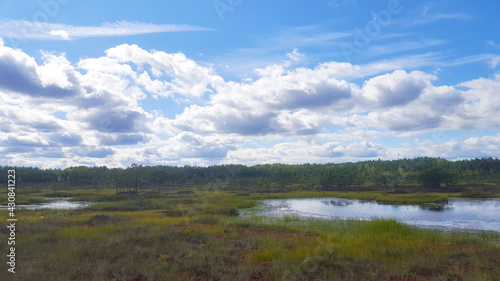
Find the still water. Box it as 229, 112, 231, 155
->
246, 198, 500, 232
1, 198, 92, 210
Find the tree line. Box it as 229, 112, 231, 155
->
2, 157, 500, 192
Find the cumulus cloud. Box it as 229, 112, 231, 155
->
76, 109, 149, 134
0, 44, 152, 163
67, 146, 115, 158
166, 59, 360, 136
158, 132, 239, 159
105, 44, 224, 98
393, 134, 500, 160
97, 134, 151, 146
456, 74, 500, 129
223, 140, 386, 165
361, 70, 435, 108
47, 133, 83, 146
1, 42, 499, 168
0, 44, 78, 97
166, 64, 468, 138
6, 134, 50, 147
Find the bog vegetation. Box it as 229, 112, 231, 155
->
1, 157, 500, 280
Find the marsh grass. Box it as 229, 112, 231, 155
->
85, 198, 161, 212
252, 191, 453, 204
0, 194, 48, 205
1, 189, 499, 280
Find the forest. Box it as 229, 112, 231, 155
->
2, 157, 500, 192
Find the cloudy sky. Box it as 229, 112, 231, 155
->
0, 0, 499, 168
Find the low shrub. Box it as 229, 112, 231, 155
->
86, 214, 126, 226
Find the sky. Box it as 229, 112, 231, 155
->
0, 0, 499, 168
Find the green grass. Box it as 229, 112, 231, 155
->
84, 198, 161, 212
1, 188, 499, 280
252, 190, 453, 204
0, 194, 48, 205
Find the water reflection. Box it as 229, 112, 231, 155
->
322, 199, 354, 207
1, 198, 92, 210
418, 203, 452, 212
247, 197, 500, 232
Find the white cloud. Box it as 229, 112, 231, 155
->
286, 48, 306, 64
77, 56, 135, 76
38, 51, 79, 89
0, 43, 153, 159
440, 54, 499, 68
365, 38, 446, 57
488, 41, 500, 48
0, 44, 79, 97
49, 30, 70, 40
413, 9, 471, 25
166, 59, 360, 136
489, 57, 500, 68
224, 139, 386, 165
456, 74, 500, 129
0, 20, 213, 41
157, 132, 240, 160
222, 132, 500, 166
334, 74, 465, 133
106, 44, 224, 98
1, 42, 500, 168
327, 0, 357, 9
397, 134, 500, 160
361, 70, 435, 108
211, 23, 351, 75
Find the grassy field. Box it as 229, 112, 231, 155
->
250, 191, 454, 204
1, 188, 500, 280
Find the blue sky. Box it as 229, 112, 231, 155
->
0, 0, 499, 168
